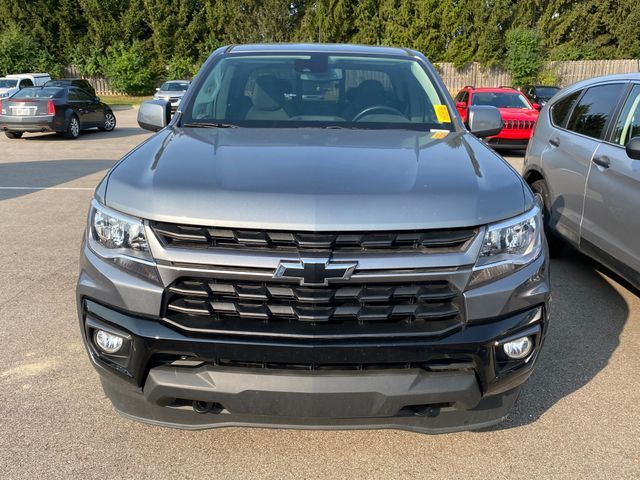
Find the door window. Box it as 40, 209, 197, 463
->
566, 84, 624, 139
550, 91, 580, 127
611, 84, 640, 146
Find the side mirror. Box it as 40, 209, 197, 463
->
455, 101, 467, 109
155, 87, 160, 92
467, 105, 503, 138
137, 99, 171, 132
626, 136, 640, 160
532, 103, 541, 110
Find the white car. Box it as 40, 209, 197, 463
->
0, 73, 51, 98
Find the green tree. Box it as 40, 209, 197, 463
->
505, 27, 545, 86
613, 0, 640, 58
103, 41, 157, 95
298, 0, 354, 43
351, 0, 382, 45
0, 26, 62, 77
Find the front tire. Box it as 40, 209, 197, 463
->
4, 131, 23, 139
531, 179, 563, 256
98, 111, 116, 132
64, 115, 80, 139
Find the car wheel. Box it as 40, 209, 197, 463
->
4, 131, 23, 139
99, 111, 116, 132
531, 179, 563, 256
64, 115, 80, 139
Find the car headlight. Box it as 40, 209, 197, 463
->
469, 206, 543, 286
87, 199, 159, 283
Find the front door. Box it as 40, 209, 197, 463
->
582, 83, 640, 281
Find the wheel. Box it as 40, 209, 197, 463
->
530, 179, 564, 256
64, 115, 80, 139
4, 131, 23, 139
98, 111, 116, 132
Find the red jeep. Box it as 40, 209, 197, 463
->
454, 86, 540, 150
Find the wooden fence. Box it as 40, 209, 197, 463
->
63, 59, 640, 96
63, 65, 117, 95
437, 59, 640, 93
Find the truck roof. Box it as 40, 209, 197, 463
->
227, 43, 413, 57
6, 73, 50, 78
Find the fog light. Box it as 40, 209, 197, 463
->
502, 336, 533, 359
94, 330, 124, 354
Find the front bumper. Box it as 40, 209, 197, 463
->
77, 229, 550, 433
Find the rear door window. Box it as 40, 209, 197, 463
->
566, 84, 625, 139
550, 91, 580, 128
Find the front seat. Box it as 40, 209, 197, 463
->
344, 79, 388, 119
245, 75, 289, 120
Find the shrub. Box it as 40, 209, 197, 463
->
102, 41, 156, 95
0, 26, 62, 77
505, 28, 544, 86
166, 56, 198, 80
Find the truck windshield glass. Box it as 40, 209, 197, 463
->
161, 82, 189, 91
0, 79, 18, 88
535, 87, 559, 98
183, 54, 453, 130
472, 92, 532, 109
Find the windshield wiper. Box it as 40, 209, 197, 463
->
182, 122, 239, 128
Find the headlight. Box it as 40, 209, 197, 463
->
469, 206, 543, 286
87, 199, 159, 283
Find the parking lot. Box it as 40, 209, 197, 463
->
0, 107, 638, 479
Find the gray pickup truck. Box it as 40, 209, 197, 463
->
77, 44, 549, 433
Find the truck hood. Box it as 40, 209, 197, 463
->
104, 127, 529, 230
497, 108, 539, 121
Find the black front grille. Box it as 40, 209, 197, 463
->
504, 119, 535, 130
151, 222, 477, 253
163, 277, 463, 339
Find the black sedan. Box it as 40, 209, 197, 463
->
0, 86, 116, 139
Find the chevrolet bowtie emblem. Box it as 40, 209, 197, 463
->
274, 258, 358, 286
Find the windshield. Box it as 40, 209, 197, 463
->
0, 79, 18, 88
535, 87, 560, 98
472, 92, 532, 109
12, 87, 63, 99
182, 53, 453, 130
161, 82, 189, 91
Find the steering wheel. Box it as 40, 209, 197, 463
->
352, 105, 406, 122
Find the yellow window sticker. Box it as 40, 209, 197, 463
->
431, 130, 449, 139
434, 105, 451, 123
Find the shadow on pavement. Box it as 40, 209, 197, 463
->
499, 246, 628, 429
500, 148, 527, 158
19, 127, 144, 141
0, 159, 115, 201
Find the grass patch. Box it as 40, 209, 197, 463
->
99, 95, 153, 106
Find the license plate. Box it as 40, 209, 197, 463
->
13, 107, 33, 116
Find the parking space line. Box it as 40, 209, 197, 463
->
0, 187, 94, 190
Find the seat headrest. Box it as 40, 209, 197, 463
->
252, 75, 285, 111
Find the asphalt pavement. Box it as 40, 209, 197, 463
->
0, 109, 638, 479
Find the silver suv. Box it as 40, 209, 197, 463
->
524, 73, 640, 288
77, 44, 549, 433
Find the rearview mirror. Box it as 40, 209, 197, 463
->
137, 99, 171, 132
626, 136, 640, 160
467, 105, 503, 138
